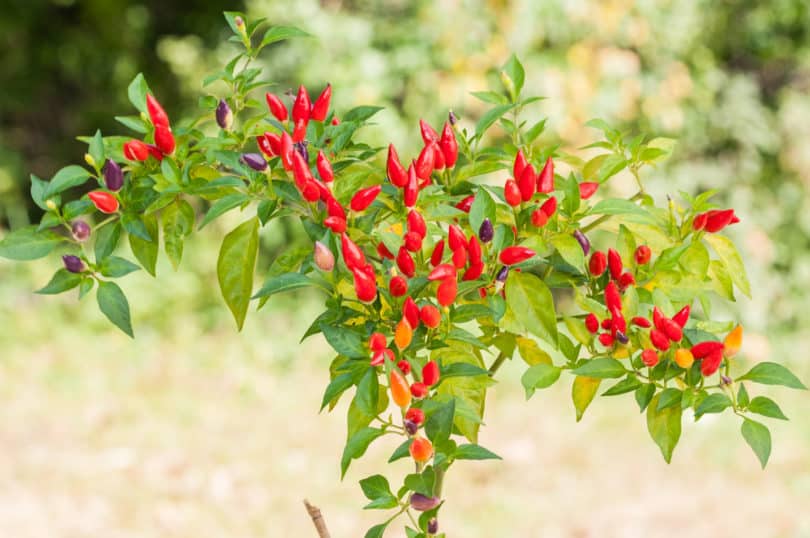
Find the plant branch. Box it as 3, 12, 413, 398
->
304, 499, 331, 538
488, 352, 508, 376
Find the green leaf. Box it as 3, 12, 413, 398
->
217, 217, 259, 330
0, 226, 63, 261
260, 25, 310, 47
454, 444, 502, 461
590, 199, 656, 225
199, 193, 250, 229
656, 388, 683, 411
439, 362, 489, 379
364, 523, 389, 538
88, 129, 105, 166
403, 467, 436, 496
468, 188, 496, 235
99, 256, 140, 278
44, 165, 92, 198
501, 54, 525, 98
475, 104, 515, 139
703, 234, 751, 298
96, 280, 133, 337
355, 368, 379, 418
741, 418, 771, 469
646, 393, 682, 463
516, 336, 552, 366
320, 371, 356, 412
738, 362, 806, 390
343, 106, 385, 123
635, 383, 656, 412
320, 324, 367, 359
572, 358, 626, 379
388, 439, 413, 463
747, 396, 788, 420
127, 73, 151, 114
129, 214, 159, 276
253, 272, 314, 299
162, 199, 195, 269
434, 344, 486, 443
359, 475, 397, 510
521, 363, 561, 398
425, 399, 455, 445
341, 427, 385, 478
572, 376, 601, 422
94, 221, 122, 262
551, 234, 585, 271
601, 376, 642, 396
36, 269, 82, 295
694, 393, 732, 418
504, 271, 557, 347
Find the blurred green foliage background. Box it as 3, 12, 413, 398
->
1, 1, 809, 536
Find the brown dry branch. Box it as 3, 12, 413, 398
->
304, 499, 331, 538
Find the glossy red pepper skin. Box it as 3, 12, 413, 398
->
701, 348, 724, 376
123, 139, 150, 161
316, 150, 333, 183
439, 122, 458, 168
499, 246, 535, 265
403, 232, 422, 252
323, 216, 346, 233
292, 118, 307, 142
404, 165, 419, 207
672, 305, 691, 328
531, 209, 548, 227
341, 234, 366, 271
661, 318, 683, 342
428, 263, 456, 282
407, 210, 427, 238
389, 275, 408, 297
436, 276, 457, 306
292, 85, 311, 124
604, 281, 621, 313
430, 240, 445, 267
447, 225, 464, 251
462, 263, 484, 281
88, 191, 119, 214
632, 316, 651, 328
387, 144, 408, 187
598, 332, 615, 347
537, 156, 554, 193
377, 242, 394, 260
292, 151, 313, 190
452, 246, 467, 269
652, 307, 665, 330
692, 212, 708, 231
641, 349, 659, 367
368, 332, 387, 352
265, 92, 288, 122
146, 93, 170, 128
468, 236, 482, 265
518, 165, 536, 202
415, 144, 435, 180
310, 84, 331, 121
422, 360, 440, 386
419, 119, 439, 144
280, 131, 294, 171
513, 149, 528, 181
432, 143, 445, 170
350, 185, 382, 212
540, 196, 557, 217
635, 245, 651, 265
455, 195, 474, 213
589, 251, 607, 276
607, 248, 623, 280
397, 247, 416, 278
585, 313, 599, 333
691, 340, 724, 359
352, 266, 377, 303
650, 329, 670, 351
410, 382, 429, 399
257, 135, 275, 158
326, 197, 345, 220
403, 296, 420, 329
405, 407, 425, 426
504, 179, 522, 207
703, 209, 738, 233
579, 182, 599, 199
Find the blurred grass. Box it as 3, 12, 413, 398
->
2, 0, 810, 536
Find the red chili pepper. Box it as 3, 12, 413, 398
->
265, 92, 288, 122
504, 179, 522, 207
326, 196, 345, 220
310, 84, 331, 121
692, 212, 708, 231
407, 210, 427, 239
352, 266, 377, 303
397, 360, 411, 375
405, 407, 425, 426
428, 263, 456, 281
331, 117, 340, 125
419, 119, 439, 144
704, 209, 738, 233
404, 165, 419, 207
146, 93, 170, 128
292, 85, 311, 124
634, 245, 651, 265
468, 236, 482, 265
430, 240, 445, 267
266, 132, 281, 154
422, 360, 440, 386
530, 209, 548, 227
88, 191, 119, 214
404, 296, 420, 329
292, 151, 313, 190
650, 329, 670, 351
323, 216, 346, 233
598, 332, 615, 347
652, 307, 665, 330
404, 231, 422, 252
446, 224, 463, 251
579, 182, 599, 199
341, 233, 366, 270
601, 318, 612, 330
632, 316, 651, 328
315, 150, 333, 183
701, 348, 724, 376
123, 139, 150, 161
387, 144, 408, 187
462, 263, 484, 281
661, 318, 683, 342
604, 281, 621, 313
641, 349, 659, 367
585, 313, 599, 333
537, 157, 554, 193
540, 196, 557, 217
153, 125, 175, 155
371, 348, 393, 366
410, 382, 429, 399
432, 143, 445, 171
589, 251, 607, 276
452, 246, 468, 269
389, 275, 408, 297
292, 118, 307, 142
280, 131, 294, 171
518, 165, 536, 202
350, 185, 381, 212
302, 180, 320, 202
439, 122, 458, 168
499, 246, 535, 265
607, 248, 623, 280
420, 305, 441, 329
455, 195, 474, 213
691, 340, 724, 359
618, 272, 635, 290
373, 243, 392, 262
513, 149, 528, 181
672, 305, 690, 328
368, 332, 387, 352
257, 135, 275, 158
415, 144, 434, 180
397, 247, 416, 278
436, 276, 457, 306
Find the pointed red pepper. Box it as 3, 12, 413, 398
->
350, 185, 382, 212
499, 246, 535, 265
154, 125, 175, 155
579, 182, 599, 199
292, 85, 311, 124
341, 233, 366, 270
672, 305, 691, 328
607, 248, 623, 280
589, 251, 607, 276
316, 150, 333, 183
123, 139, 150, 161
146, 94, 170, 128
518, 165, 536, 201
310, 84, 331, 121
397, 247, 416, 278
439, 122, 458, 168
430, 240, 445, 267
265, 92, 288, 122
407, 210, 427, 238
88, 191, 119, 214
352, 266, 377, 303
419, 119, 439, 144
504, 179, 522, 207
415, 144, 435, 180
387, 144, 408, 187
513, 150, 528, 181
404, 164, 419, 207
537, 157, 554, 193
280, 131, 294, 171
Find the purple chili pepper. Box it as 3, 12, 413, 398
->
62, 254, 85, 274
216, 99, 233, 130
616, 331, 629, 345
404, 419, 418, 436
103, 159, 124, 191
573, 229, 590, 255
294, 141, 309, 163
241, 153, 268, 171
428, 518, 439, 534
410, 493, 441, 512
478, 218, 494, 243
71, 220, 91, 242
496, 265, 509, 283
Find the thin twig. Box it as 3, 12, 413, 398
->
304, 499, 331, 538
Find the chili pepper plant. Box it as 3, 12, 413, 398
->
0, 13, 805, 538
